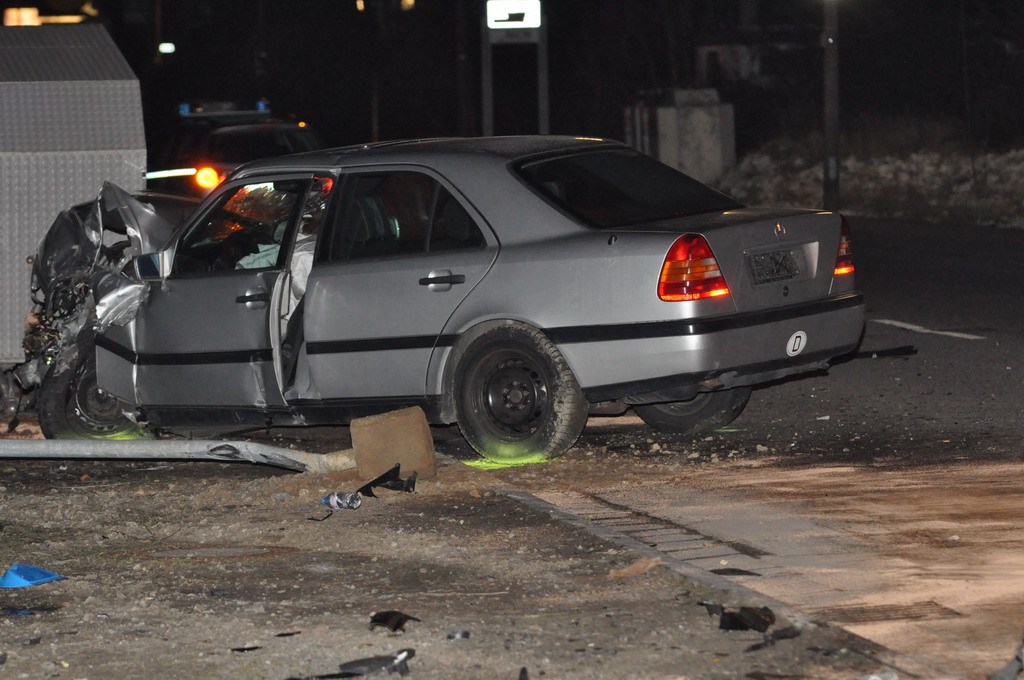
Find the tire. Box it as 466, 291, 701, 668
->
454, 323, 588, 463
633, 386, 752, 436
37, 331, 150, 440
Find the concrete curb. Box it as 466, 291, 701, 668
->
506, 488, 963, 680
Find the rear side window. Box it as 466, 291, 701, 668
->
517, 148, 742, 228
326, 171, 484, 262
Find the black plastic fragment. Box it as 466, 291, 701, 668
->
338, 648, 415, 676
231, 646, 263, 653
447, 630, 470, 639
285, 649, 415, 679
710, 567, 762, 576
698, 600, 724, 617
370, 610, 421, 633
357, 464, 417, 497
745, 624, 803, 652
698, 601, 776, 633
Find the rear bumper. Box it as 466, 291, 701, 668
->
547, 292, 865, 404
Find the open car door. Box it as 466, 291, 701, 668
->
96, 176, 320, 417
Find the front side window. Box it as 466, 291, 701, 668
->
517, 148, 743, 228
172, 178, 307, 275
327, 171, 484, 262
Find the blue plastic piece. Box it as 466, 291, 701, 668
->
0, 564, 65, 588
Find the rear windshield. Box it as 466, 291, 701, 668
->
516, 148, 742, 228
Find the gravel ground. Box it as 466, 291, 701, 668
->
0, 416, 919, 680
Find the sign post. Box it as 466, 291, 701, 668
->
481, 0, 548, 135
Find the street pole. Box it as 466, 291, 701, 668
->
537, 4, 549, 134
481, 8, 494, 137
823, 0, 840, 210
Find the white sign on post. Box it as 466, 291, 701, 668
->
486, 0, 542, 29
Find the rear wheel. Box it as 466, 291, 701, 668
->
454, 323, 587, 463
633, 387, 752, 436
37, 331, 150, 440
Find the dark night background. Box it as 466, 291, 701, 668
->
8, 0, 1024, 155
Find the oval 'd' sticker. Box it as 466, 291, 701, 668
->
786, 331, 807, 357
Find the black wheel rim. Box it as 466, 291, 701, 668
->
479, 352, 550, 439
68, 367, 130, 436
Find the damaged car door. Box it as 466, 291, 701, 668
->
97, 176, 318, 422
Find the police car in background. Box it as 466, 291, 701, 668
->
145, 101, 326, 196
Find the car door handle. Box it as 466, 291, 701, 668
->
235, 292, 269, 303
236, 288, 269, 310
418, 272, 466, 286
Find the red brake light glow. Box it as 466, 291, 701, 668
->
194, 166, 223, 190
658, 234, 730, 301
833, 216, 855, 276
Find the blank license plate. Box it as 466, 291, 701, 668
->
748, 250, 799, 284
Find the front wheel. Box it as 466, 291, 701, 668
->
37, 331, 150, 440
633, 387, 752, 436
454, 323, 587, 463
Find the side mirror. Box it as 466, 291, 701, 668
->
134, 253, 162, 278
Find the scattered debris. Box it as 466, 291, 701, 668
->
369, 610, 421, 633
447, 630, 470, 640
358, 463, 417, 497
852, 345, 918, 360
337, 648, 415, 677
275, 631, 302, 638
286, 649, 415, 680
231, 646, 262, 653
324, 492, 363, 510
988, 633, 1024, 680
310, 463, 418, 521
308, 491, 362, 521
0, 564, 65, 588
698, 601, 776, 633
0, 651, 6, 665
608, 557, 664, 578
711, 567, 762, 576
744, 624, 803, 652
0, 438, 354, 473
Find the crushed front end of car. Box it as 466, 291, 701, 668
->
8, 183, 192, 437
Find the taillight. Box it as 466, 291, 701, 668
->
833, 216, 854, 276
658, 234, 730, 301
194, 166, 223, 190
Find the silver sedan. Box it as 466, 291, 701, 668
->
34, 136, 865, 462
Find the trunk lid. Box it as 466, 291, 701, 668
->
630, 208, 848, 313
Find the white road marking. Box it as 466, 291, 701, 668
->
872, 318, 986, 340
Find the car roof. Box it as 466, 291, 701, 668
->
231, 135, 624, 175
